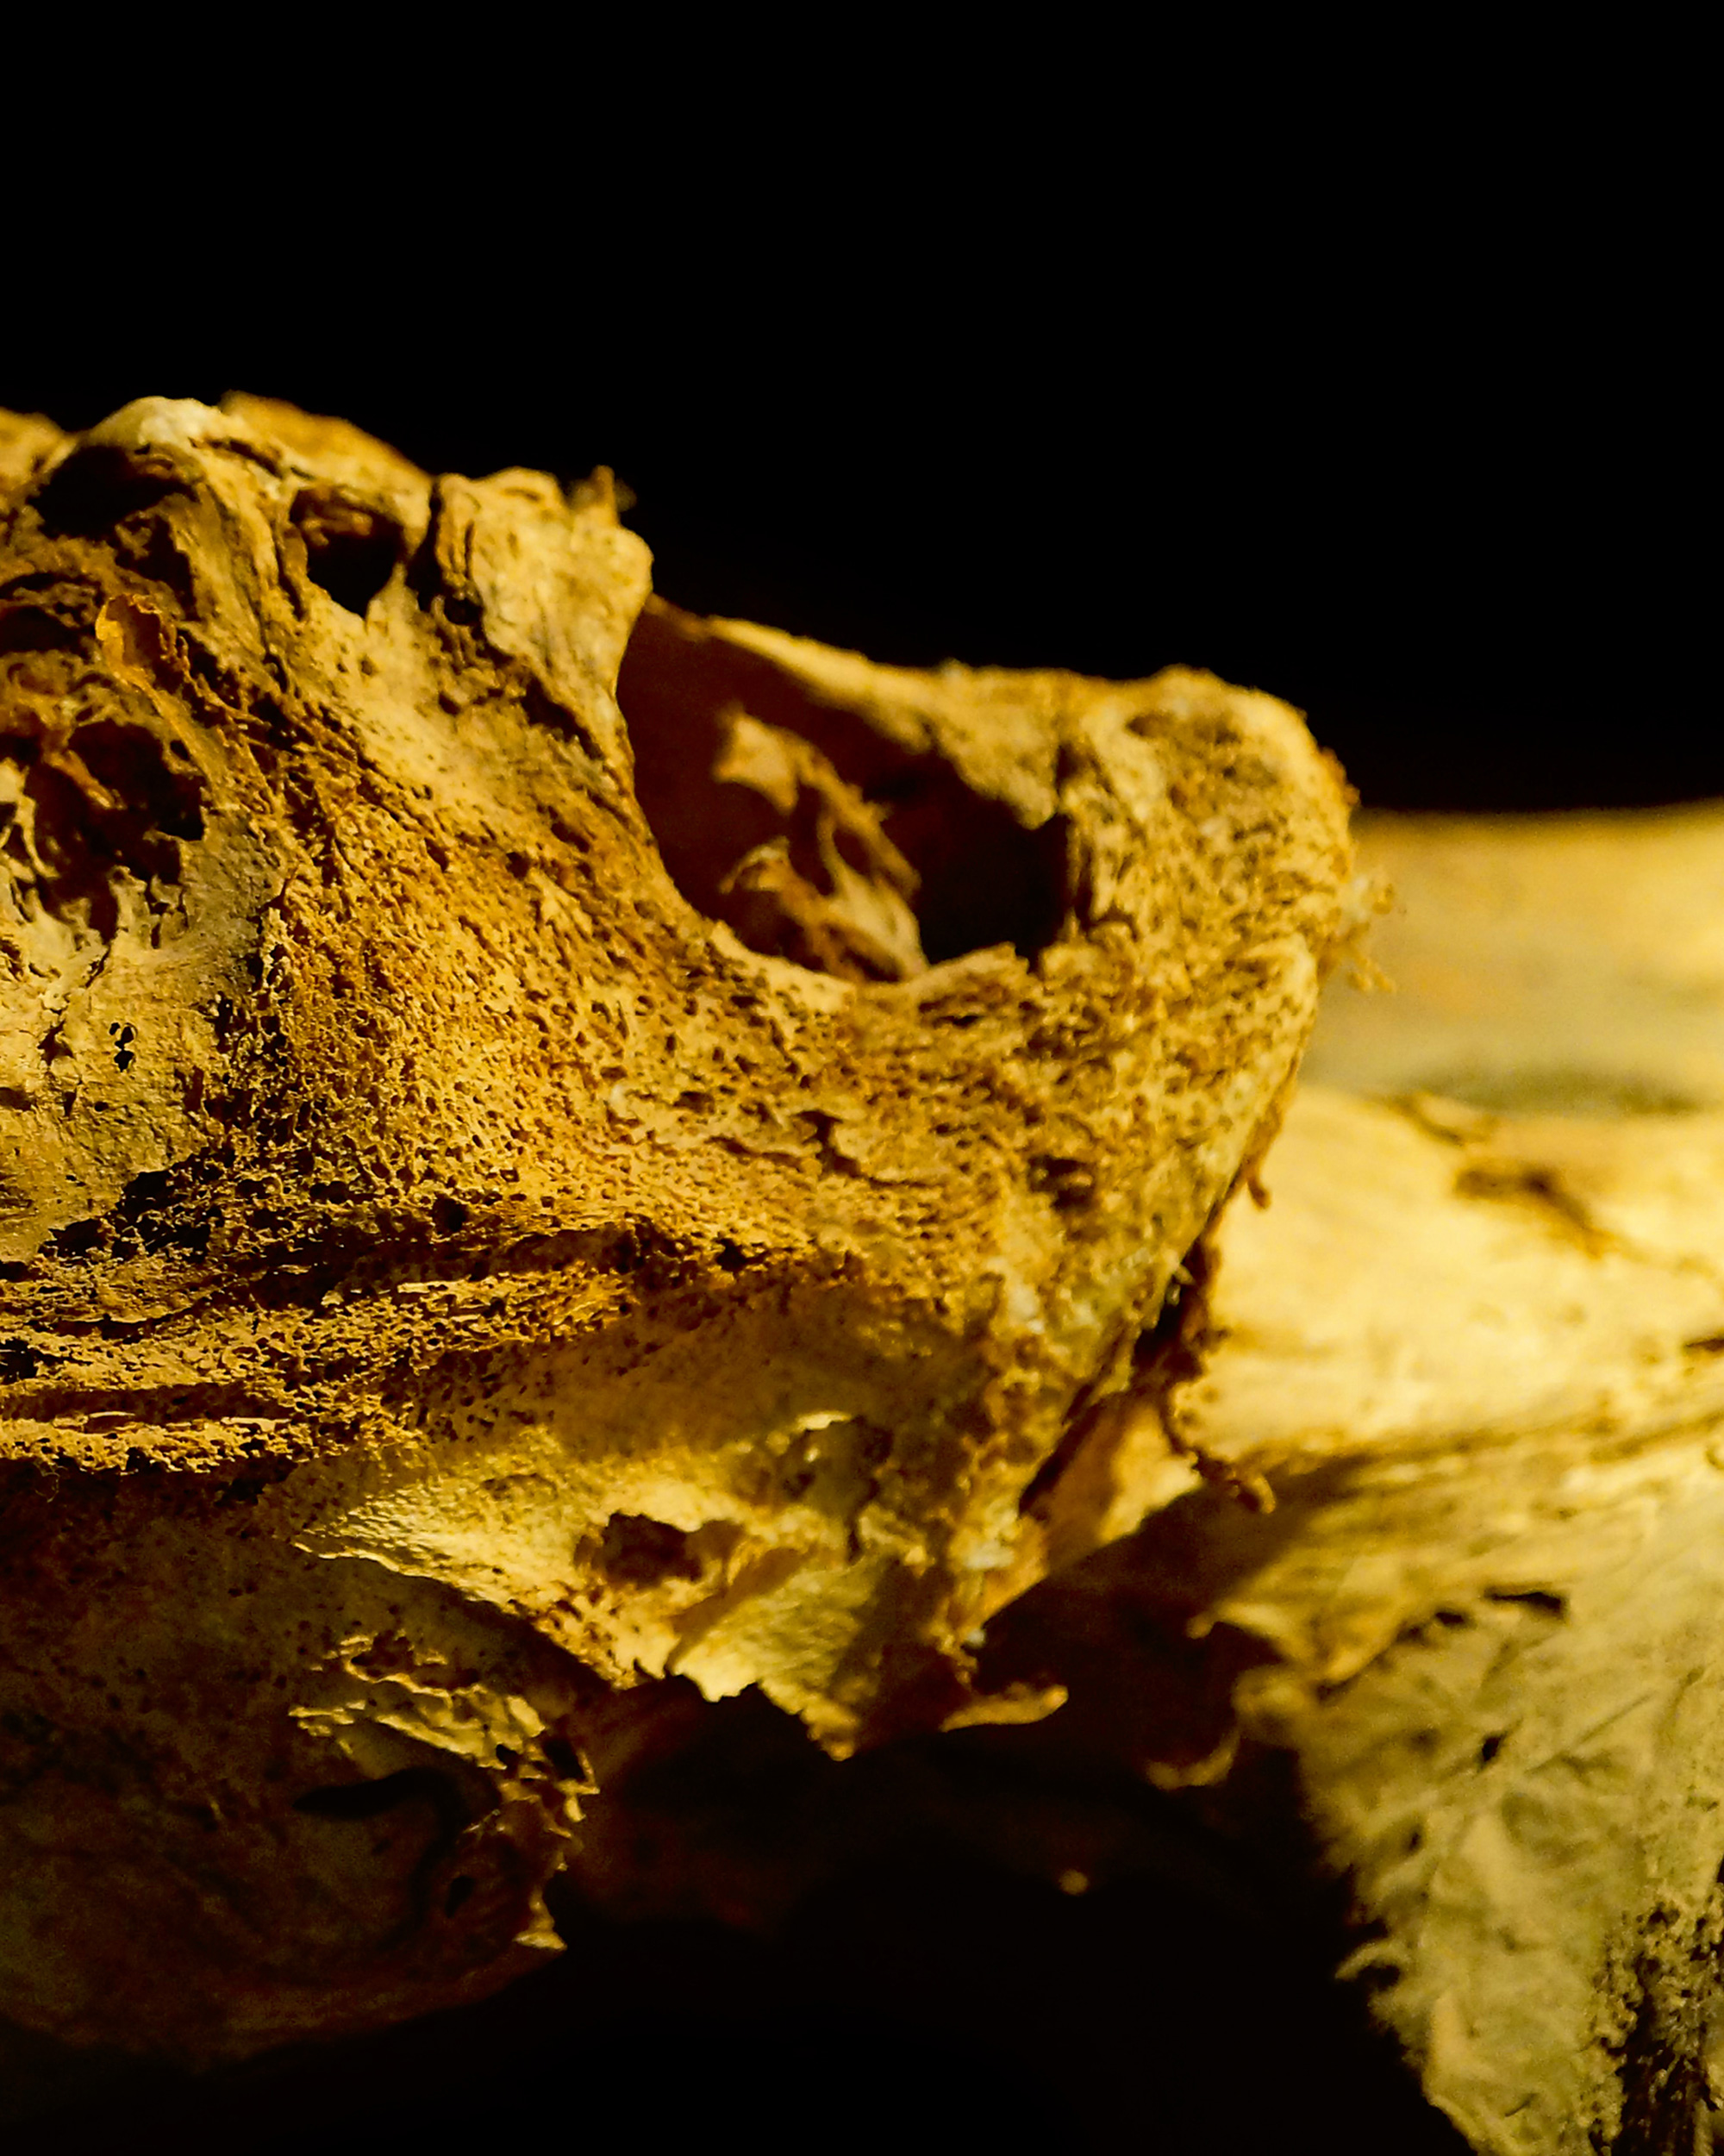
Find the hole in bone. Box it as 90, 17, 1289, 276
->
598, 1512, 705, 1588
617, 599, 1069, 983
290, 483, 403, 616
3, 728, 200, 937
1, 638, 208, 951
28, 444, 187, 538
72, 717, 204, 845
0, 603, 86, 656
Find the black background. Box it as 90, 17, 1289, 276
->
2, 167, 1710, 818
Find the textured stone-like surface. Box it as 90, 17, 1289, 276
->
0, 394, 1351, 2056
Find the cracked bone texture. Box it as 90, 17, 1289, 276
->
0, 395, 1352, 2057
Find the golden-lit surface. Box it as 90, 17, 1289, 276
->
0, 395, 1350, 2059
1305, 803, 1724, 1113
1009, 805, 1724, 2155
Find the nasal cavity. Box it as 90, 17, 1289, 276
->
616, 599, 1068, 984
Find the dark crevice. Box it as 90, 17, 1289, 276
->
4, 1380, 293, 1428
108, 1159, 220, 1261
0, 572, 105, 644
289, 484, 402, 616
0, 683, 207, 949
1018, 1372, 1126, 1522
519, 678, 605, 770
1606, 1957, 1708, 2154
1017, 1234, 1222, 1534
290, 1765, 491, 1949
292, 1767, 464, 1826
28, 445, 188, 538
405, 484, 481, 626
45, 1216, 107, 1261
598, 1513, 704, 1588
18, 1210, 721, 1359
0, 1337, 61, 1384
1484, 1588, 1566, 1619
617, 598, 1068, 984
0, 602, 88, 654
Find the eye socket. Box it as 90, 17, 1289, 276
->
290, 484, 403, 616
617, 601, 1069, 984
29, 444, 186, 538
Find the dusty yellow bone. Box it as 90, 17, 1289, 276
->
0, 392, 1351, 2058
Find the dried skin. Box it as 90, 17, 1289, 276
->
982, 807, 1724, 2156
0, 395, 1351, 2056
1158, 1091, 1724, 2156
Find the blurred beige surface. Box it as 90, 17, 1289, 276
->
1304, 802, 1724, 1114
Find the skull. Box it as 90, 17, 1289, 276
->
0, 393, 1352, 2055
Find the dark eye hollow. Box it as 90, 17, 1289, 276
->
617, 600, 1070, 979
290, 486, 403, 616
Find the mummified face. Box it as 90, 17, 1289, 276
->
0, 391, 1349, 2053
